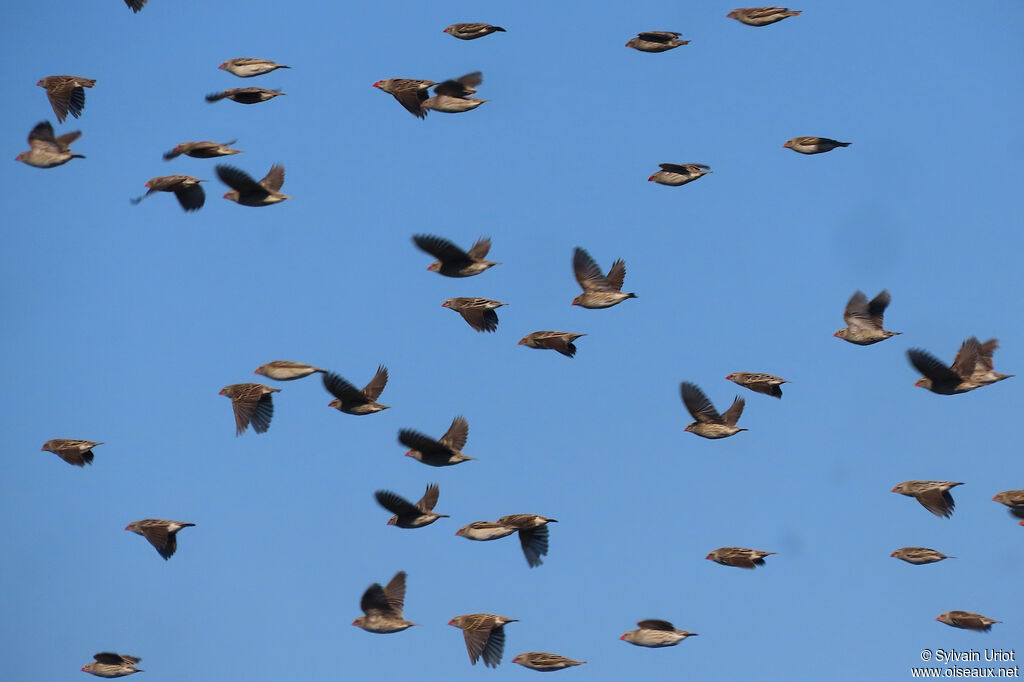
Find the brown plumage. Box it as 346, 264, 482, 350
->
443, 23, 506, 40
892, 481, 963, 518
372, 78, 436, 118
706, 546, 775, 568
834, 290, 900, 345
890, 547, 954, 565
648, 163, 711, 186
518, 331, 586, 358
969, 339, 1014, 386
512, 652, 585, 671
908, 338, 994, 395
413, 234, 498, 277
163, 139, 241, 160
497, 514, 557, 568
219, 383, 280, 435
205, 87, 284, 104
422, 72, 487, 114
449, 614, 518, 667
41, 439, 101, 467
82, 652, 142, 677
625, 31, 690, 52
254, 360, 325, 381
130, 175, 205, 212
218, 58, 290, 78
727, 7, 801, 26
680, 382, 746, 439
15, 121, 84, 169
401, 416, 474, 467
993, 490, 1024, 520
726, 372, 789, 398
37, 76, 95, 123
323, 366, 389, 414
620, 620, 698, 647
571, 247, 636, 309
783, 137, 850, 154
352, 571, 417, 634
443, 297, 507, 332
936, 611, 1001, 632
124, 519, 195, 560
375, 483, 449, 528
216, 163, 290, 206
456, 521, 518, 541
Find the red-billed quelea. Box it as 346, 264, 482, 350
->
443, 297, 507, 332
891, 547, 954, 565
254, 360, 325, 381
706, 546, 775, 568
413, 234, 499, 277
992, 490, 1024, 520
936, 611, 1001, 633
41, 439, 101, 467
456, 521, 518, 542
443, 23, 506, 40
970, 339, 1013, 387
572, 247, 636, 309
163, 139, 241, 160
497, 514, 557, 568
375, 483, 449, 528
401, 416, 474, 466
37, 76, 95, 123
726, 372, 789, 399
449, 614, 518, 667
125, 519, 195, 560
219, 58, 290, 78
834, 290, 900, 345
620, 620, 698, 648
908, 338, 992, 395
512, 653, 585, 671
130, 175, 205, 212
323, 366, 389, 415
217, 163, 290, 206
783, 137, 850, 154
422, 72, 487, 114
219, 383, 280, 435
727, 7, 801, 26
625, 31, 690, 52
205, 87, 284, 104
352, 571, 417, 634
648, 163, 711, 186
15, 121, 84, 169
519, 331, 586, 358
373, 78, 436, 118
892, 481, 963, 518
81, 652, 142, 677
681, 382, 746, 439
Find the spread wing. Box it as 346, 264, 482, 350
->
323, 372, 365, 402
360, 582, 395, 617
139, 524, 175, 559
362, 365, 389, 401
260, 164, 285, 192
573, 247, 612, 292
480, 627, 506, 668
375, 489, 420, 517
439, 416, 468, 451
382, 571, 407, 613
842, 291, 873, 330
680, 382, 721, 423
720, 396, 745, 426
216, 165, 262, 193
916, 488, 956, 518
398, 429, 446, 457
604, 259, 626, 292
950, 337, 981, 379
413, 234, 472, 266
907, 349, 961, 383
466, 237, 492, 259
518, 525, 549, 568
434, 71, 482, 98
416, 483, 440, 512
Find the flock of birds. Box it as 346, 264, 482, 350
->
18, 2, 1021, 678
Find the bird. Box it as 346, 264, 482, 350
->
421, 72, 487, 113
969, 339, 1013, 386
625, 31, 690, 52
680, 382, 746, 439
37, 76, 95, 123
706, 546, 775, 568
123, 0, 147, 12
727, 7, 802, 26
512, 653, 586, 671
518, 331, 586, 358
41, 439, 101, 467
254, 360, 325, 381
890, 547, 954, 565
648, 163, 711, 186
219, 383, 280, 435
571, 247, 636, 309
834, 290, 900, 345
218, 58, 291, 78
81, 652, 143, 677
163, 140, 241, 160
15, 121, 84, 169
124, 519, 195, 560
725, 372, 789, 398
892, 481, 963, 518
323, 366, 389, 415
783, 137, 850, 154
620, 620, 698, 647
130, 175, 205, 212
205, 87, 284, 104
372, 78, 436, 118
936, 611, 1001, 632
400, 416, 474, 466
442, 297, 507, 332
456, 522, 518, 545
908, 338, 999, 395
216, 163, 290, 206
992, 490, 1024, 520
496, 514, 557, 568
352, 571, 417, 634
413, 234, 499, 277
443, 23, 506, 40
449, 614, 518, 667
375, 483, 449, 528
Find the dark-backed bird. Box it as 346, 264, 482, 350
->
37, 76, 95, 123
413, 234, 498, 277
443, 23, 506, 40
216, 163, 290, 206
205, 87, 284, 104
783, 137, 850, 154
625, 31, 689, 52
163, 140, 240, 160
323, 366, 389, 414
400, 416, 474, 466
130, 175, 205, 211
352, 571, 417, 633
41, 439, 101, 467
620, 620, 698, 647
680, 382, 746, 439
375, 483, 449, 528
648, 163, 711, 186
81, 652, 142, 677
726, 372, 789, 398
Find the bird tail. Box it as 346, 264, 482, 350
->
495, 26, 507, 32
837, 141, 852, 147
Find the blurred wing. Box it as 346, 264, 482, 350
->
383, 570, 407, 613
398, 429, 445, 456
481, 627, 506, 668
950, 337, 981, 379
866, 290, 891, 326
323, 372, 364, 401
439, 416, 468, 451
374, 490, 420, 516
362, 365, 389, 401
637, 31, 679, 42
360, 583, 392, 616
462, 628, 490, 665
28, 121, 57, 149
413, 234, 471, 265
466, 237, 492, 259
54, 130, 82, 147
637, 619, 675, 631
720, 396, 745, 426
842, 291, 873, 330
907, 349, 961, 383
605, 259, 626, 292
518, 526, 549, 568
216, 165, 262, 192
249, 393, 275, 434
573, 247, 611, 292
174, 184, 206, 212
680, 382, 721, 423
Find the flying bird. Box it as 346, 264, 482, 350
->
442, 297, 507, 332
512, 653, 586, 671
216, 163, 290, 206
130, 175, 205, 212
124, 519, 195, 560
218, 58, 291, 78
680, 382, 746, 439
81, 652, 142, 677
323, 366, 389, 414
969, 339, 1013, 386
219, 383, 280, 435
449, 614, 518, 667
443, 23, 506, 40
834, 290, 900, 345
254, 360, 325, 381
375, 483, 449, 528
455, 521, 518, 542
497, 514, 557, 568
706, 546, 775, 568
422, 72, 487, 113
412, 234, 499, 277
15, 121, 84, 169
571, 247, 636, 309
37, 75, 95, 123
372, 78, 436, 118
783, 137, 850, 154
936, 611, 1001, 632
620, 620, 698, 647
726, 372, 789, 398
892, 481, 963, 518
648, 163, 711, 186
400, 416, 474, 466
727, 7, 802, 26
518, 331, 586, 358
352, 571, 417, 634
41, 439, 101, 467
163, 140, 241, 160
625, 31, 690, 52
907, 338, 1001, 395
890, 547, 954, 565
992, 490, 1024, 520
205, 87, 285, 104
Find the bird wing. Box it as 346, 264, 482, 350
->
604, 259, 626, 292
680, 382, 721, 423
466, 237, 492, 259
439, 416, 469, 451
916, 488, 956, 518
462, 627, 491, 665
637, 31, 680, 42
174, 184, 206, 212
93, 653, 127, 665
361, 365, 389, 401
323, 371, 365, 402
412, 234, 471, 266
360, 582, 394, 617
249, 393, 275, 434
416, 483, 440, 512
216, 165, 262, 193
205, 91, 229, 102
720, 396, 745, 426
27, 121, 58, 150
480, 627, 506, 668
392, 82, 431, 118
398, 429, 446, 457
842, 291, 874, 330
866, 290, 892, 327
434, 72, 483, 98
573, 247, 612, 292
907, 349, 962, 383
659, 163, 709, 173
374, 490, 420, 516
139, 523, 175, 559
637, 619, 675, 631
260, 164, 286, 192
54, 130, 82, 148
950, 337, 981, 379
457, 306, 498, 332
517, 525, 549, 568
975, 338, 999, 371
383, 571, 407, 613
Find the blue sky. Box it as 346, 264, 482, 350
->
2, 1, 1022, 680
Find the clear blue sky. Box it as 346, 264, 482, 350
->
2, 1, 1022, 680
